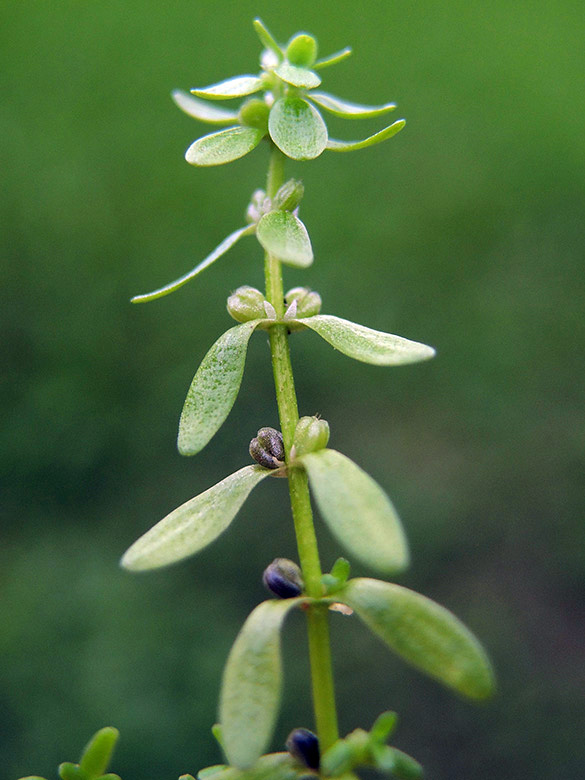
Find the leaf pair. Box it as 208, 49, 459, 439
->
18, 728, 120, 780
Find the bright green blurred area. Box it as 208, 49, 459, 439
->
1, 1, 584, 778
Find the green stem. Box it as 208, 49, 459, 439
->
263, 145, 339, 751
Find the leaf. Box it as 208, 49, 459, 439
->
121, 465, 271, 571
326, 119, 406, 152
308, 91, 396, 119
300, 315, 435, 365
79, 727, 119, 778
268, 97, 327, 160
131, 225, 253, 303
274, 62, 321, 89
256, 211, 313, 268
341, 578, 496, 700
178, 321, 263, 455
313, 47, 353, 70
299, 449, 409, 574
58, 765, 83, 780
186, 126, 265, 166
253, 19, 283, 59
197, 753, 302, 780
172, 90, 239, 124
220, 600, 303, 769
191, 75, 264, 100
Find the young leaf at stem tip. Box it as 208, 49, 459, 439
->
191, 75, 264, 100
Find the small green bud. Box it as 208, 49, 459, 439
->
284, 286, 322, 318
273, 179, 304, 212
286, 728, 320, 770
238, 98, 270, 131
286, 34, 318, 67
249, 426, 285, 469
227, 286, 266, 322
292, 416, 330, 458
263, 558, 304, 598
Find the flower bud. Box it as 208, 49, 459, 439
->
284, 287, 322, 318
292, 416, 330, 458
286, 34, 318, 68
286, 728, 320, 770
249, 427, 285, 469
227, 286, 266, 323
273, 179, 304, 212
262, 558, 304, 598
238, 98, 270, 131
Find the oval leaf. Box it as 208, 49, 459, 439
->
79, 727, 119, 777
300, 315, 435, 365
121, 465, 271, 571
341, 578, 496, 700
274, 62, 321, 89
178, 321, 263, 456
314, 47, 352, 70
327, 120, 406, 152
300, 449, 409, 574
220, 599, 303, 769
186, 126, 265, 166
308, 91, 396, 119
256, 211, 313, 268
191, 75, 264, 100
172, 90, 239, 124
131, 226, 253, 303
268, 98, 327, 160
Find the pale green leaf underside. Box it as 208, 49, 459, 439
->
314, 47, 352, 70
253, 19, 283, 59
300, 449, 409, 574
274, 62, 321, 89
256, 211, 313, 267
197, 753, 303, 780
301, 314, 435, 365
308, 91, 396, 119
178, 321, 264, 455
121, 465, 270, 571
172, 90, 239, 124
191, 75, 264, 100
268, 97, 327, 160
186, 126, 265, 166
131, 226, 253, 303
327, 119, 406, 152
220, 599, 304, 769
341, 578, 496, 700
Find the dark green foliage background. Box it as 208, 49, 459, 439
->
1, 1, 583, 778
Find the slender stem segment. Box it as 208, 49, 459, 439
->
263, 146, 339, 750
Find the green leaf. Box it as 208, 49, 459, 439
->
299, 449, 409, 574
274, 62, 321, 89
220, 600, 303, 769
252, 19, 283, 59
191, 75, 264, 100
172, 90, 239, 124
98, 775, 122, 780
131, 226, 253, 303
308, 91, 396, 119
121, 465, 271, 571
313, 47, 352, 70
178, 321, 263, 456
197, 753, 302, 780
18, 777, 49, 780
79, 728, 119, 778
186, 126, 265, 166
326, 119, 406, 152
256, 211, 313, 268
58, 765, 83, 780
268, 97, 327, 160
341, 578, 496, 699
369, 711, 398, 743
300, 315, 435, 365
386, 749, 423, 780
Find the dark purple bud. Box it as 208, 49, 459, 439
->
263, 558, 304, 599
249, 427, 285, 469
286, 728, 320, 770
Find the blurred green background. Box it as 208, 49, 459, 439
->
2, 1, 584, 778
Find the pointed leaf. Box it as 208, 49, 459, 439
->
256, 211, 313, 268
300, 315, 435, 365
341, 578, 496, 699
314, 47, 353, 70
220, 600, 304, 769
274, 62, 321, 89
191, 75, 264, 100
300, 449, 409, 574
131, 226, 253, 303
253, 19, 283, 59
121, 465, 271, 571
79, 727, 119, 778
186, 126, 265, 166
327, 119, 406, 152
172, 90, 239, 124
268, 97, 327, 160
178, 321, 264, 456
308, 91, 396, 119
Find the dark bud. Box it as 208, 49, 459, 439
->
286, 728, 320, 771
263, 558, 304, 599
249, 427, 285, 469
